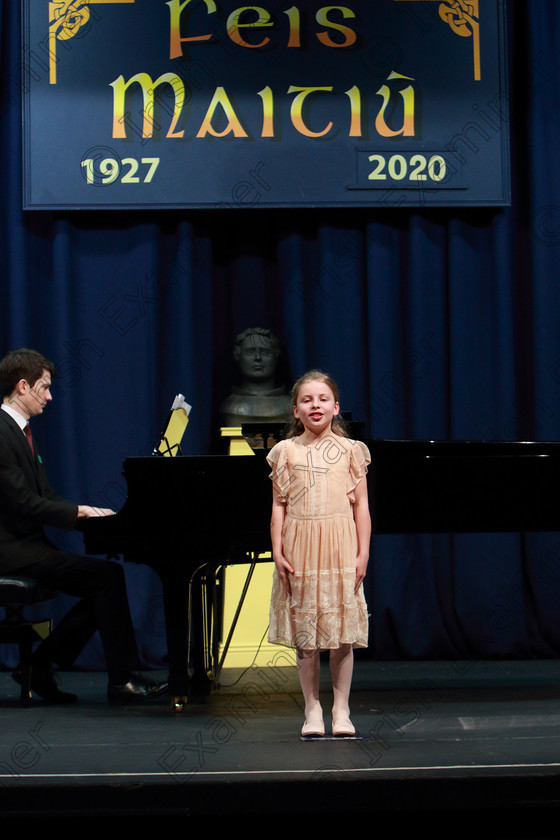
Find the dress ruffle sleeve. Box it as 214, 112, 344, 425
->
266, 440, 289, 504
347, 439, 371, 503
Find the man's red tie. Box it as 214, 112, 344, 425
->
24, 424, 34, 454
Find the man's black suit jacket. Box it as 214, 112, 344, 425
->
0, 409, 77, 573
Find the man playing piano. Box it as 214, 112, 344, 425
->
0, 347, 167, 704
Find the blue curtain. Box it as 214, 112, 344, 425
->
2, 0, 560, 670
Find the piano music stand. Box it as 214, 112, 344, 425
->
154, 394, 191, 457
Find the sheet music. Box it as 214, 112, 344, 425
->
157, 394, 192, 457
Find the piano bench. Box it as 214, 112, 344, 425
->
0, 576, 56, 706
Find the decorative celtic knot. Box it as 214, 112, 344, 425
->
47, 0, 135, 84
49, 1, 91, 42
392, 0, 481, 81
438, 0, 477, 38
437, 0, 480, 79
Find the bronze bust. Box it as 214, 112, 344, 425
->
220, 328, 292, 426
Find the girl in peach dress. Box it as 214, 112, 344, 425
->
267, 370, 371, 737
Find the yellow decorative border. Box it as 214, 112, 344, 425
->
48, 1, 135, 84
47, 2, 482, 86
394, 0, 481, 80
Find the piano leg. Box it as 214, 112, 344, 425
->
158, 557, 265, 709
188, 558, 259, 693
158, 568, 190, 711
158, 562, 220, 707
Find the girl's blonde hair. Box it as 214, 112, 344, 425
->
285, 369, 349, 438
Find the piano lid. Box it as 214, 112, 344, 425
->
81, 454, 272, 559
365, 438, 560, 534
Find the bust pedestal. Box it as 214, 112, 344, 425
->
218, 426, 278, 668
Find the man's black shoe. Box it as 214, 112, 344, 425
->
107, 673, 168, 703
12, 667, 78, 704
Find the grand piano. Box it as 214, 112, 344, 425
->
82, 438, 560, 709
82, 451, 272, 709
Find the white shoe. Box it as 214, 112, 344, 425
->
332, 715, 355, 737
301, 715, 325, 737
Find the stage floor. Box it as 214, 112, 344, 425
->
1, 660, 560, 833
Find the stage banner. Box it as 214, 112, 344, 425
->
22, 0, 510, 209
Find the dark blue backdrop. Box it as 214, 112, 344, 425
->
2, 0, 560, 671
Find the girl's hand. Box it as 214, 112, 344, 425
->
274, 553, 295, 595
355, 553, 368, 593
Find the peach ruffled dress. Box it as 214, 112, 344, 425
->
267, 434, 370, 651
